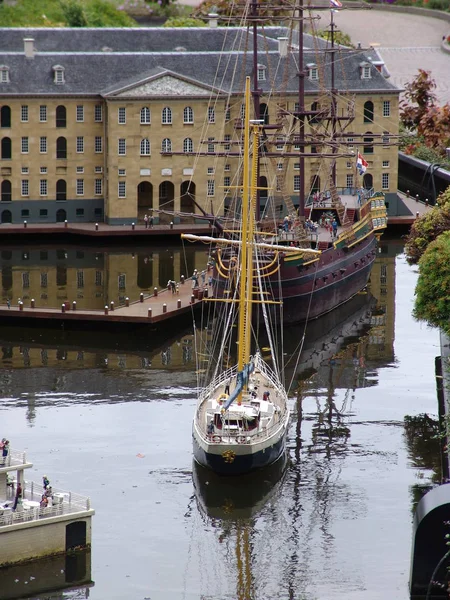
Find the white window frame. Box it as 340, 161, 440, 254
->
207, 180, 215, 197
0, 67, 10, 83
208, 107, 215, 123
94, 178, 102, 195
76, 105, 84, 122
118, 168, 126, 176
53, 67, 65, 84
294, 162, 300, 170
118, 181, 126, 198
224, 176, 230, 189
346, 174, 354, 188
161, 138, 172, 153
183, 106, 194, 124
118, 138, 126, 155
40, 136, 47, 154
94, 104, 103, 122
118, 107, 126, 124
21, 167, 29, 174
309, 67, 319, 81
140, 106, 151, 124
76, 179, 84, 196
162, 107, 172, 125
21, 180, 29, 196
382, 160, 390, 168
40, 179, 48, 196
224, 163, 230, 172
76, 166, 84, 173
140, 138, 150, 156
362, 65, 371, 79
382, 172, 389, 190
21, 105, 29, 122
207, 137, 215, 153
40, 167, 47, 174
95, 166, 103, 173
257, 66, 266, 82
183, 138, 193, 153
39, 105, 47, 122
224, 134, 231, 151
382, 100, 390, 117
95, 136, 103, 153
21, 137, 29, 154
76, 136, 84, 153
293, 175, 301, 192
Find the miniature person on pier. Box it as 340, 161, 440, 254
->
13, 482, 22, 511
43, 475, 50, 490
144, 214, 148, 229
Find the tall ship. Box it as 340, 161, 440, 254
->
185, 0, 391, 324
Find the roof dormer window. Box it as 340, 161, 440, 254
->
257, 64, 266, 82
0, 66, 10, 83
360, 62, 371, 80
307, 63, 318, 81
53, 65, 65, 84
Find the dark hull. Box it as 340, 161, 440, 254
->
214, 233, 378, 325
192, 430, 287, 475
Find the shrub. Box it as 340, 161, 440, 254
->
60, 0, 88, 26
164, 17, 206, 27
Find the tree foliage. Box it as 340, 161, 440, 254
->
413, 231, 450, 335
192, 0, 297, 23
400, 69, 437, 130
404, 186, 450, 265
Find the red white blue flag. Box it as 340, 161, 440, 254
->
330, 0, 343, 7
356, 152, 368, 175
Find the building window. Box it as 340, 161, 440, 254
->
0, 67, 9, 83
118, 168, 126, 176
56, 105, 66, 128
382, 131, 390, 146
276, 136, 284, 151
208, 107, 215, 123
346, 174, 354, 188
39, 105, 47, 122
76, 208, 84, 217
95, 136, 102, 153
382, 100, 390, 117
39, 209, 48, 218
40, 167, 47, 174
76, 166, 84, 173
40, 179, 48, 196
94, 104, 103, 122
363, 132, 374, 154
21, 105, 29, 122
224, 176, 230, 190
95, 166, 103, 173
347, 136, 354, 149
56, 137, 67, 158
140, 106, 150, 124
224, 163, 230, 172
257, 66, 266, 81
95, 271, 103, 286
207, 180, 215, 196
183, 138, 193, 153
382, 172, 389, 190
118, 107, 126, 124
21, 180, 29, 196
41, 272, 48, 288
362, 64, 371, 79
183, 106, 194, 124
308, 65, 318, 81
207, 137, 215, 153
140, 138, 150, 155
382, 160, 390, 168
76, 179, 84, 195
225, 105, 231, 121
76, 136, 84, 153
346, 161, 352, 168
161, 138, 172, 153
118, 274, 126, 290
363, 101, 374, 123
293, 175, 300, 192
294, 136, 300, 150
240, 104, 245, 120
294, 162, 300, 170
53, 66, 65, 84
224, 134, 231, 151
77, 271, 84, 288
22, 272, 30, 289
118, 138, 126, 155
277, 162, 283, 171
76, 105, 84, 122
21, 137, 29, 154
94, 179, 102, 195
118, 181, 126, 197
207, 167, 214, 175
40, 136, 47, 153
21, 167, 29, 174
162, 107, 172, 124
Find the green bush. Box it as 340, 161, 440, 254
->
60, 0, 88, 26
164, 17, 206, 27
427, 0, 450, 9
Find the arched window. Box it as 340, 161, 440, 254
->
183, 106, 193, 124
162, 107, 172, 125
0, 106, 11, 128
161, 138, 172, 153
309, 101, 320, 124
56, 179, 67, 201
363, 132, 374, 154
1, 180, 11, 202
183, 138, 193, 153
363, 101, 374, 123
1, 137, 11, 159
1, 210, 12, 223
56, 209, 67, 222
140, 138, 150, 155
56, 137, 67, 159
56, 105, 66, 128
140, 107, 150, 124
260, 103, 269, 125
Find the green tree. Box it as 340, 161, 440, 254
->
60, 0, 88, 26
400, 69, 437, 130
405, 186, 450, 265
413, 231, 450, 335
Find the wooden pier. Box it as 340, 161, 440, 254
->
0, 276, 207, 328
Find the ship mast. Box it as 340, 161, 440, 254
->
297, 0, 306, 220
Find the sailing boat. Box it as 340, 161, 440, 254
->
182, 78, 309, 475
188, 0, 390, 324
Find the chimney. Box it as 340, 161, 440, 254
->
24, 38, 35, 59
208, 12, 219, 28
278, 37, 288, 58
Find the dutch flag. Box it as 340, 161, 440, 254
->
356, 152, 368, 175
330, 0, 343, 7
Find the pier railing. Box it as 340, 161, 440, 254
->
0, 448, 28, 468
0, 479, 92, 528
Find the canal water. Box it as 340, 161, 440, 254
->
0, 240, 441, 600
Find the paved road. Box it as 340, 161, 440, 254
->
336, 9, 450, 103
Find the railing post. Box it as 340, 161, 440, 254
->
125, 297, 129, 307
30, 298, 35, 308
104, 305, 108, 315
110, 301, 114, 311
181, 275, 185, 285
72, 301, 76, 311
177, 299, 181, 309
148, 307, 152, 319
19, 301, 23, 311
153, 287, 158, 297
162, 303, 167, 313
23, 220, 27, 228
61, 303, 65, 313
139, 293, 144, 303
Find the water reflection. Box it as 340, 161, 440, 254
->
0, 550, 92, 600
0, 244, 209, 309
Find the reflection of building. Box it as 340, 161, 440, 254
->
366, 241, 400, 363
0, 245, 208, 307
0, 28, 399, 224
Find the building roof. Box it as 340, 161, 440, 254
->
0, 27, 400, 97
